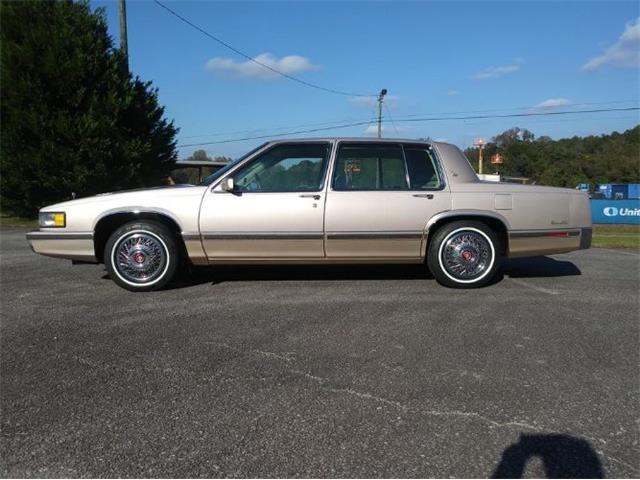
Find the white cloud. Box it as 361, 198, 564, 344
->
349, 95, 399, 107
472, 62, 521, 80
362, 124, 406, 136
532, 98, 572, 110
205, 53, 320, 79
582, 18, 640, 71
447, 89, 459, 96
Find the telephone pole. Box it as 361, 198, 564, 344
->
377, 88, 387, 138
119, 0, 129, 71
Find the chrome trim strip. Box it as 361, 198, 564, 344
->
509, 230, 580, 238
181, 232, 201, 241
26, 231, 93, 240
201, 232, 324, 240
326, 231, 423, 240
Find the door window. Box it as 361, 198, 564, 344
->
233, 143, 330, 192
404, 147, 443, 190
332, 144, 408, 190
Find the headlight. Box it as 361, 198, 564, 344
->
39, 212, 66, 228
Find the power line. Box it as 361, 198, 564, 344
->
390, 99, 640, 120
178, 99, 638, 143
153, 0, 375, 98
177, 106, 639, 147
180, 116, 377, 140
384, 102, 400, 136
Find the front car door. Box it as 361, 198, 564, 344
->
324, 141, 451, 259
199, 141, 332, 260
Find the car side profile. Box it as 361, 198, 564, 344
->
27, 138, 592, 291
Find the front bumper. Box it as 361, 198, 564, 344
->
26, 230, 97, 263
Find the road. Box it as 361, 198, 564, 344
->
1, 227, 639, 477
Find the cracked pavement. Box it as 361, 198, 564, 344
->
1, 228, 639, 477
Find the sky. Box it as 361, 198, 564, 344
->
92, 0, 640, 159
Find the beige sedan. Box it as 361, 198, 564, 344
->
27, 138, 592, 291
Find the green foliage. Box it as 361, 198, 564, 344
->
464, 126, 640, 187
1, 0, 178, 216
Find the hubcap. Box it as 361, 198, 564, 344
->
441, 230, 493, 281
113, 232, 167, 284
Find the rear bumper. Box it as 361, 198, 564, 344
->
508, 227, 591, 258
26, 230, 97, 263
579, 227, 592, 250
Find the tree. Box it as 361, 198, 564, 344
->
1, 1, 178, 217
186, 149, 212, 162
464, 126, 640, 186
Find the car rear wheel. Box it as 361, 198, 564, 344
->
104, 221, 178, 292
427, 221, 501, 288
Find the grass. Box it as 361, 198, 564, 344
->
0, 213, 38, 228
592, 224, 640, 250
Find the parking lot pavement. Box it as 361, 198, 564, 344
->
1, 227, 638, 478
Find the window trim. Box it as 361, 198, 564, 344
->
216, 141, 333, 194
331, 142, 409, 192
330, 141, 446, 192
401, 143, 447, 192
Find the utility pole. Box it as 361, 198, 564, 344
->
377, 88, 387, 138
119, 0, 129, 71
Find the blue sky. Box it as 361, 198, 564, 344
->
93, 0, 640, 158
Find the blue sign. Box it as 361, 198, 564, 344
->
591, 199, 640, 224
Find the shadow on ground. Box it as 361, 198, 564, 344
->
142, 255, 581, 289
492, 434, 604, 478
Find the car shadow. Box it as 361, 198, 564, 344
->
170, 263, 434, 288
491, 434, 604, 478
161, 255, 580, 289
504, 256, 581, 278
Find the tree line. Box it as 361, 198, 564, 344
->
463, 126, 640, 187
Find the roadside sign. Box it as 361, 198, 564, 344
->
591, 199, 640, 224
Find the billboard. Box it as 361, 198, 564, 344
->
591, 199, 640, 224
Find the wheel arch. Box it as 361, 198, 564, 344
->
423, 211, 510, 258
93, 209, 187, 264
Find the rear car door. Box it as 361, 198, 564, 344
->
324, 142, 451, 259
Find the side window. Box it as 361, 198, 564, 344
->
233, 143, 329, 192
404, 147, 442, 190
333, 144, 408, 191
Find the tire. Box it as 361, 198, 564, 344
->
104, 221, 179, 292
427, 221, 502, 288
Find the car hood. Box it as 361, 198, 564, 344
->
42, 184, 206, 210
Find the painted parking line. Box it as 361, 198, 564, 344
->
508, 278, 559, 295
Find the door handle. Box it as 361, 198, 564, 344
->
412, 193, 434, 199
300, 194, 321, 200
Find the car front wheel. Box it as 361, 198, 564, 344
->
104, 221, 178, 292
427, 221, 501, 288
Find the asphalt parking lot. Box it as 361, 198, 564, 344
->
1, 227, 638, 478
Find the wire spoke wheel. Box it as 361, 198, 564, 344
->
440, 229, 494, 282
113, 232, 168, 285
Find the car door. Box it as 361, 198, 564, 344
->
199, 142, 332, 260
324, 142, 451, 259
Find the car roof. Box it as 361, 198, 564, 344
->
267, 137, 439, 145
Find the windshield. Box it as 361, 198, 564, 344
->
199, 142, 268, 186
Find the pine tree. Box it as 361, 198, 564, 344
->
1, 0, 178, 216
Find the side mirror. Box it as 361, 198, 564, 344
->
221, 177, 235, 192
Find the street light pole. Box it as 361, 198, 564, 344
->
377, 89, 387, 138
473, 138, 486, 175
